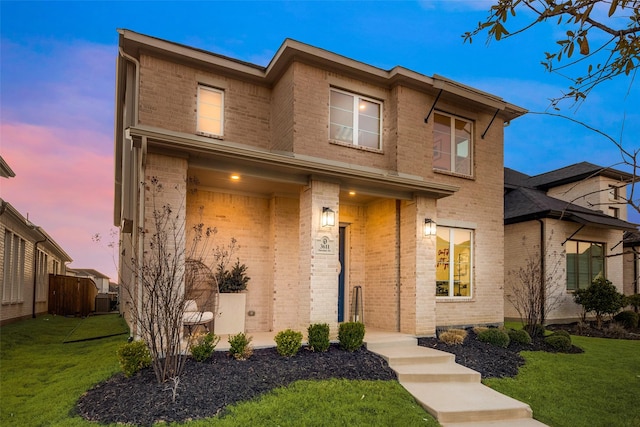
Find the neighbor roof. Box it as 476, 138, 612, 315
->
525, 161, 634, 190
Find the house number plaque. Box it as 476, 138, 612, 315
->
315, 236, 335, 255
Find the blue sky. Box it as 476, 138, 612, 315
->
1, 1, 638, 280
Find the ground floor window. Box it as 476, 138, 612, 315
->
3, 229, 25, 303
566, 240, 604, 290
436, 226, 472, 297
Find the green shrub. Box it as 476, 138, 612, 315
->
550, 329, 571, 339
627, 294, 640, 312
338, 322, 365, 352
189, 332, 220, 362
606, 323, 628, 338
439, 329, 467, 345
507, 328, 532, 345
524, 323, 546, 338
472, 326, 489, 335
574, 277, 625, 329
544, 333, 572, 352
477, 328, 510, 348
228, 332, 253, 360
307, 323, 330, 352
274, 329, 303, 357
117, 340, 151, 377
613, 310, 639, 329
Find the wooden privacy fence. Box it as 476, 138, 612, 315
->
48, 275, 98, 317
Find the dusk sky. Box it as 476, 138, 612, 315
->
1, 1, 638, 281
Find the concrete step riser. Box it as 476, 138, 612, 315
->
386, 355, 454, 365
398, 372, 480, 383
365, 340, 417, 350
436, 408, 533, 424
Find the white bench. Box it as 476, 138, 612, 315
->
182, 299, 214, 335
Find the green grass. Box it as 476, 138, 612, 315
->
63, 313, 129, 343
184, 379, 438, 427
0, 314, 129, 426
485, 335, 640, 427
1, 315, 438, 426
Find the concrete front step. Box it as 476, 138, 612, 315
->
443, 418, 548, 427
365, 334, 417, 349
368, 344, 455, 365
394, 361, 480, 383
402, 382, 534, 424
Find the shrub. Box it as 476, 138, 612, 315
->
217, 259, 250, 293
524, 323, 546, 338
307, 323, 330, 352
544, 333, 572, 352
613, 310, 639, 329
117, 340, 151, 377
228, 332, 253, 360
507, 328, 532, 345
274, 329, 303, 357
189, 332, 220, 362
439, 329, 467, 345
477, 328, 510, 348
472, 326, 489, 335
574, 277, 625, 329
550, 329, 571, 339
627, 294, 640, 312
338, 322, 365, 352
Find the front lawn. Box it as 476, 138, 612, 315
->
485, 334, 640, 427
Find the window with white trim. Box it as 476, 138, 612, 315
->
197, 85, 224, 137
433, 112, 473, 176
329, 88, 382, 150
36, 249, 48, 302
566, 240, 604, 290
436, 226, 473, 297
3, 230, 25, 303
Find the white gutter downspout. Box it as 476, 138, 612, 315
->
118, 47, 143, 339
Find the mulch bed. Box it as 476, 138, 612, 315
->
76, 344, 396, 426
77, 324, 624, 426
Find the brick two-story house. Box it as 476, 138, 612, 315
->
504, 162, 638, 324
114, 30, 526, 337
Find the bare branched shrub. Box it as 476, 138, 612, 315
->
507, 234, 564, 335
120, 177, 239, 383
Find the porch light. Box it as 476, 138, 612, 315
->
322, 207, 336, 227
424, 218, 437, 236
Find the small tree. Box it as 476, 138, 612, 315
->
120, 177, 239, 383
506, 235, 564, 335
574, 276, 626, 329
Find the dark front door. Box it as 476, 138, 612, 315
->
338, 226, 346, 322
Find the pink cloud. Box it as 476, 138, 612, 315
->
1, 121, 117, 280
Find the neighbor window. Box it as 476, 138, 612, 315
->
436, 226, 473, 297
329, 88, 382, 149
197, 85, 224, 137
609, 185, 620, 201
433, 112, 472, 176
566, 240, 604, 291
609, 207, 620, 218
3, 230, 25, 303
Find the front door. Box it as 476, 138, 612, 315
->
338, 226, 346, 322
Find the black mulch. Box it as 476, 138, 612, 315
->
76, 344, 396, 426
417, 328, 583, 380
77, 328, 588, 426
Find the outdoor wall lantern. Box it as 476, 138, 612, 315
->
322, 207, 336, 227
424, 218, 437, 236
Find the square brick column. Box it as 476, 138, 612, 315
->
298, 179, 340, 334
399, 196, 437, 336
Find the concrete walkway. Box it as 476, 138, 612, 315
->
365, 332, 547, 427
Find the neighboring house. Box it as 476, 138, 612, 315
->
114, 30, 526, 337
1, 157, 72, 325
67, 268, 111, 293
504, 162, 638, 324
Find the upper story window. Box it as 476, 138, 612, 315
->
436, 226, 473, 298
609, 184, 620, 201
566, 240, 604, 291
197, 85, 224, 137
433, 112, 472, 176
609, 207, 620, 218
329, 88, 382, 150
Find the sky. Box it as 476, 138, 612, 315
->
1, 1, 638, 281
